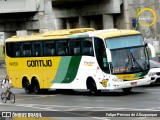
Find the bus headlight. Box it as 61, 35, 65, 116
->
148, 72, 156, 77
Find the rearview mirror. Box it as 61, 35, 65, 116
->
106, 48, 112, 62
146, 43, 156, 57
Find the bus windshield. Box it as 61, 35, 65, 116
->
105, 35, 149, 74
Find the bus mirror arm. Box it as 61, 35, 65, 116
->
146, 43, 156, 57
108, 62, 113, 74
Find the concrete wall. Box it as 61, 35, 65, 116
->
52, 0, 121, 18
0, 0, 122, 39
39, 0, 55, 30
1, 0, 159, 52
123, 0, 160, 52
52, 0, 122, 29
0, 0, 54, 35
0, 32, 15, 45
0, 0, 44, 13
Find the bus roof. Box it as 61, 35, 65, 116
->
69, 29, 141, 39
5, 28, 141, 42
91, 29, 141, 39
5, 28, 95, 42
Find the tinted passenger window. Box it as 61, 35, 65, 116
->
44, 41, 55, 56
56, 40, 68, 56
14, 43, 21, 57
33, 42, 42, 57
22, 42, 32, 57
81, 38, 94, 56
6, 42, 21, 57
69, 40, 81, 55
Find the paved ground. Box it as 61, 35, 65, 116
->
0, 84, 160, 120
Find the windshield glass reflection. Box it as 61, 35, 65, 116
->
111, 47, 149, 74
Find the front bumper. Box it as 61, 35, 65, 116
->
106, 77, 151, 90
151, 75, 160, 83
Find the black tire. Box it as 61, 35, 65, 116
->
24, 84, 32, 94
9, 93, 15, 104
122, 87, 132, 93
89, 81, 98, 95
33, 81, 40, 94
25, 87, 30, 94
1, 92, 3, 99
1, 92, 7, 103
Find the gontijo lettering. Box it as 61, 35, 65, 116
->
27, 60, 52, 67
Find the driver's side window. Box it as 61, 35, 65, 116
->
94, 38, 109, 73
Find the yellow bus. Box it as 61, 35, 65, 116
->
5, 28, 155, 94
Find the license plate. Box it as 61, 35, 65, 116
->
131, 82, 137, 85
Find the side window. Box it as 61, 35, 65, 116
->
56, 40, 68, 56
6, 42, 13, 57
6, 42, 21, 57
81, 38, 94, 56
69, 39, 81, 56
33, 42, 42, 57
22, 42, 32, 57
102, 52, 108, 68
44, 41, 55, 56
94, 38, 109, 73
14, 43, 21, 57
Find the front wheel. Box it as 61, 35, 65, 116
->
24, 84, 32, 94
89, 81, 98, 95
122, 87, 132, 93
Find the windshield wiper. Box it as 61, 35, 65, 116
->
124, 51, 134, 72
130, 52, 143, 71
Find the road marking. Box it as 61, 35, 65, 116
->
147, 88, 160, 90
0, 103, 58, 111
1, 102, 159, 111
67, 107, 160, 111
17, 94, 56, 96
16, 95, 56, 101
91, 117, 110, 120
0, 103, 110, 120
1, 102, 160, 119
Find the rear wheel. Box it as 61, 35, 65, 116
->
122, 87, 132, 93
32, 80, 40, 94
9, 93, 15, 104
1, 92, 7, 103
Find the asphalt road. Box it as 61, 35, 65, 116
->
0, 84, 160, 120
0, 67, 160, 120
